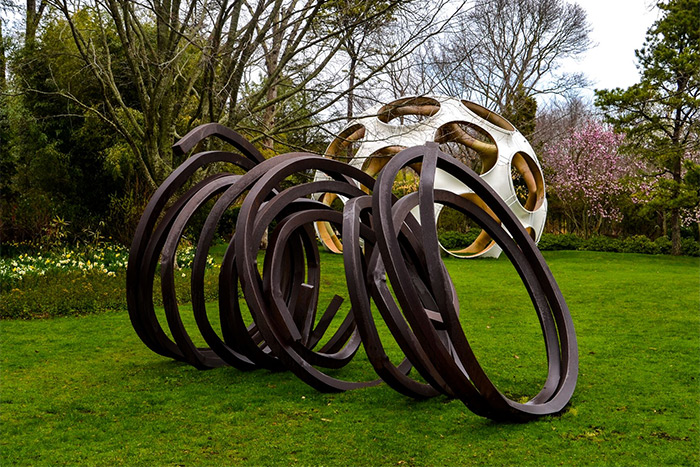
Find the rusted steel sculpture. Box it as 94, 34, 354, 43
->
127, 123, 577, 421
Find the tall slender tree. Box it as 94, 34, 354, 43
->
0, 20, 5, 92
25, 0, 47, 45
596, 0, 699, 255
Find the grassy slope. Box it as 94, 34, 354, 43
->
1, 251, 698, 466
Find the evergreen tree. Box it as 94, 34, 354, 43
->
596, 0, 699, 255
503, 85, 537, 138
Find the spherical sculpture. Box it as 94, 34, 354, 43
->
315, 95, 547, 258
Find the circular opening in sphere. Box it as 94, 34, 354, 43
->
461, 100, 515, 132
434, 121, 498, 175
436, 194, 499, 257
325, 123, 366, 162
360, 145, 406, 179
377, 96, 441, 125
509, 152, 545, 212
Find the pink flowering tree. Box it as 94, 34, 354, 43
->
541, 120, 636, 238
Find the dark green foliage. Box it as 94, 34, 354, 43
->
537, 233, 584, 251
436, 206, 471, 233
1, 270, 127, 319
104, 185, 151, 246
681, 237, 700, 256
1, 21, 130, 244
539, 233, 698, 256
0, 270, 219, 320
620, 235, 668, 255
437, 230, 480, 249
653, 235, 673, 254
0, 241, 31, 259
0, 95, 14, 203
580, 235, 622, 253
215, 206, 241, 241
502, 85, 537, 137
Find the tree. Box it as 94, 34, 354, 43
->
502, 84, 537, 137
1, 0, 23, 92
0, 16, 5, 90
541, 119, 634, 238
319, 0, 398, 120
1, 0, 461, 243
25, 0, 47, 45
596, 0, 700, 255
533, 96, 592, 150
41, 0, 455, 188
429, 0, 591, 123
1, 8, 140, 243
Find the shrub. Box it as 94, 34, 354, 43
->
0, 240, 37, 258
653, 236, 672, 255
581, 235, 622, 252
0, 243, 128, 291
0, 242, 216, 292
438, 230, 480, 250
620, 235, 661, 255
1, 270, 126, 319
0, 241, 220, 319
0, 269, 220, 319
537, 233, 698, 256
537, 233, 584, 251
681, 238, 700, 257
216, 206, 241, 240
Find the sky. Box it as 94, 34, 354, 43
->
1, 0, 662, 106
559, 0, 661, 101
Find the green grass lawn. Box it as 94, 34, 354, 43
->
1, 251, 698, 466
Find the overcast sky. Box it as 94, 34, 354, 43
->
1, 0, 662, 106
560, 0, 661, 101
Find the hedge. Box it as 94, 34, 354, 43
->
439, 231, 699, 257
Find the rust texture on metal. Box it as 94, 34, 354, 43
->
127, 123, 578, 421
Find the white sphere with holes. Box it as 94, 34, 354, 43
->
314, 95, 547, 258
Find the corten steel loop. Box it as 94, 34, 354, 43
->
128, 124, 577, 421
370, 143, 578, 420
126, 123, 262, 367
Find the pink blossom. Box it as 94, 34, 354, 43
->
542, 120, 635, 233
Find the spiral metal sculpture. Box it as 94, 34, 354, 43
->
127, 123, 578, 421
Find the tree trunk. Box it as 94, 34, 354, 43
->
661, 210, 667, 236
347, 52, 357, 121
0, 19, 5, 91
262, 85, 277, 153
670, 207, 681, 255
670, 139, 683, 255
26, 0, 45, 46
26, 0, 37, 43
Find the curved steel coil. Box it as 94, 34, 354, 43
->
127, 124, 578, 421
